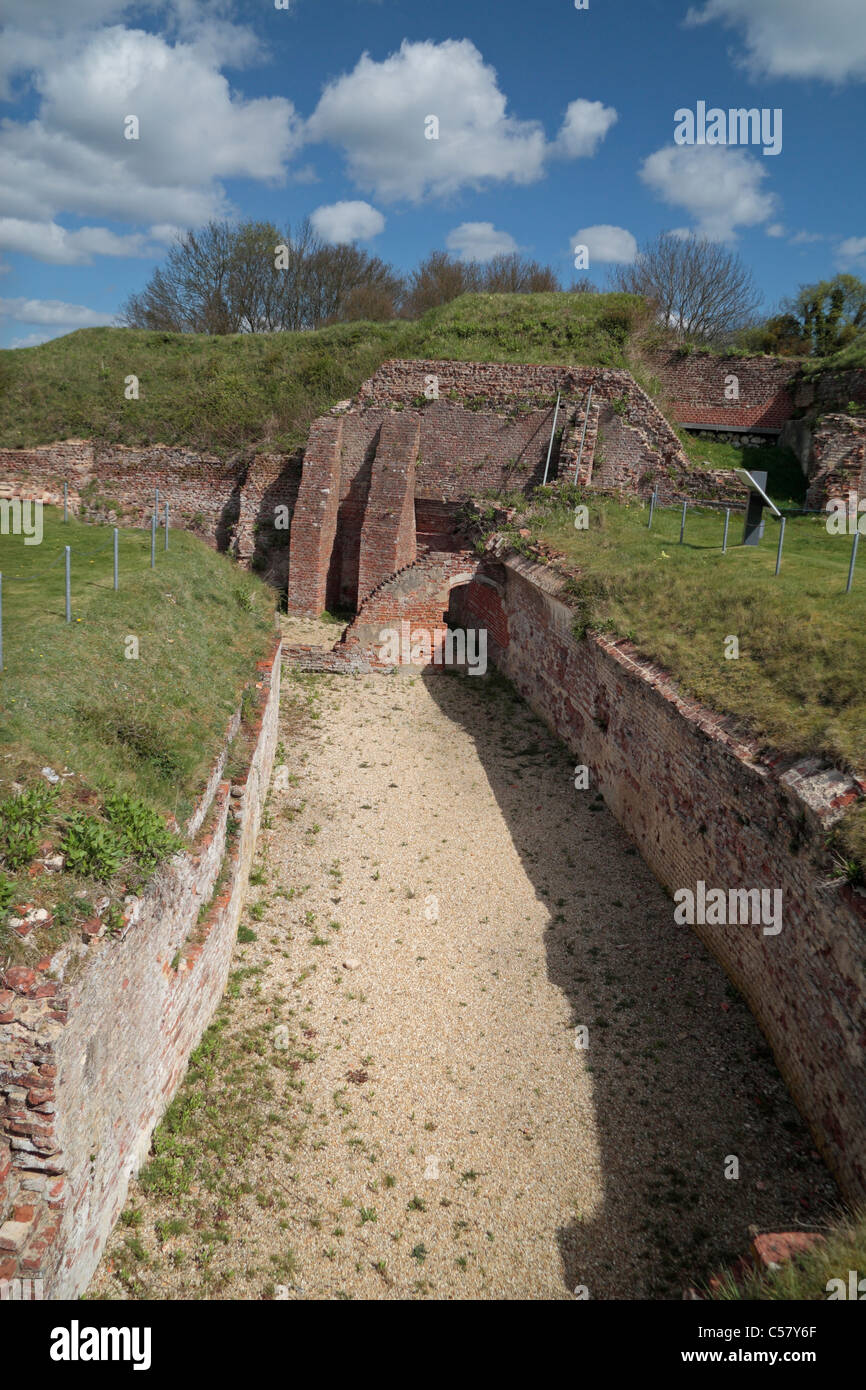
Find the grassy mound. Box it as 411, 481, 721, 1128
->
0, 293, 649, 455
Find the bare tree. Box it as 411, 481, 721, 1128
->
481, 253, 559, 294
608, 233, 761, 344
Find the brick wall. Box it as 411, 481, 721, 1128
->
456, 552, 866, 1202
285, 359, 703, 616
286, 417, 343, 614
0, 441, 245, 550
357, 414, 419, 604
652, 351, 796, 429
805, 414, 866, 510
0, 642, 281, 1298
342, 550, 481, 662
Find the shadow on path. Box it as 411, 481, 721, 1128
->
422, 664, 837, 1299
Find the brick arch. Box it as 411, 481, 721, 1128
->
337, 550, 480, 666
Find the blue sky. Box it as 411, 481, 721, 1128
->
0, 0, 864, 347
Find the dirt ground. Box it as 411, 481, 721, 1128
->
89, 628, 837, 1301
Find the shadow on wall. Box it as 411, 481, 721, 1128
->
420, 657, 837, 1299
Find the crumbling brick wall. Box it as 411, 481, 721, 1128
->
0, 643, 281, 1299
457, 552, 866, 1203
805, 414, 866, 510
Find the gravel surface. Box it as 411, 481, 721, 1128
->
89, 625, 836, 1301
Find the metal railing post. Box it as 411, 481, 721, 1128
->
846, 530, 860, 593
542, 392, 561, 487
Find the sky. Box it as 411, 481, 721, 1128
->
0, 0, 864, 348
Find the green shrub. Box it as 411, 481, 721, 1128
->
104, 793, 180, 869
61, 813, 125, 879
0, 783, 57, 869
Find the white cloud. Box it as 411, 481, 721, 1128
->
684, 0, 866, 82
837, 236, 866, 269
8, 330, 58, 348
765, 222, 786, 237
0, 23, 301, 234
0, 296, 115, 326
446, 222, 519, 262
0, 216, 158, 263
640, 145, 778, 240
555, 99, 618, 158
790, 230, 825, 245
309, 200, 385, 243
306, 39, 552, 202
573, 224, 637, 264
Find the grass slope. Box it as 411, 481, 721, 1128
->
506, 488, 866, 867
0, 507, 274, 821
0, 293, 647, 455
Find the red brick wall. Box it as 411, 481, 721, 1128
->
286, 416, 343, 614
652, 351, 796, 428
357, 414, 419, 603
805, 415, 866, 510
459, 552, 866, 1202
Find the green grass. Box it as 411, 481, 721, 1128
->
0, 507, 274, 821
676, 433, 807, 508
514, 487, 866, 866
707, 1210, 866, 1299
0, 293, 649, 455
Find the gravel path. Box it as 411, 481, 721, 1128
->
90, 627, 835, 1301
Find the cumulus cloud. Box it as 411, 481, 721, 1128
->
572, 224, 637, 264
445, 222, 519, 262
0, 22, 301, 232
0, 296, 115, 326
309, 200, 385, 243
555, 99, 618, 158
306, 39, 605, 202
640, 145, 778, 240
0, 217, 161, 263
684, 0, 866, 82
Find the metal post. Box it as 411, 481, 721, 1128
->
113, 527, 119, 591
542, 392, 561, 487
679, 500, 687, 544
151, 512, 156, 568
722, 508, 730, 553
846, 530, 860, 593
64, 546, 71, 622
648, 488, 657, 529
63, 481, 68, 524
155, 487, 160, 517
774, 516, 786, 576
573, 385, 593, 485
164, 500, 169, 550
